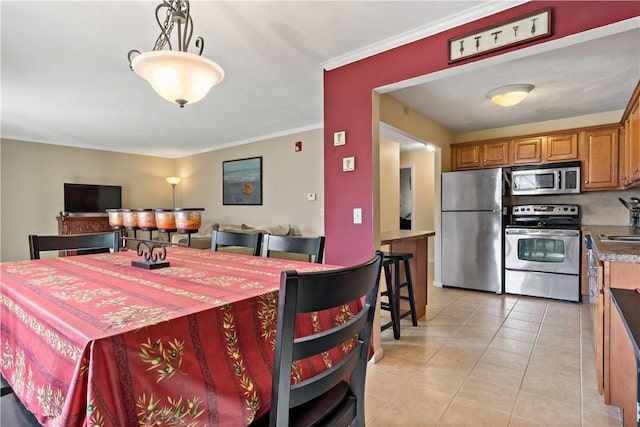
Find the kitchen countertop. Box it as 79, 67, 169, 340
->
610, 288, 640, 360
380, 230, 436, 244
584, 225, 640, 263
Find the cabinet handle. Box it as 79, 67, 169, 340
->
635, 167, 640, 173
547, 153, 551, 157
584, 180, 589, 184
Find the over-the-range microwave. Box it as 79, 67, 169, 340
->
511, 161, 581, 195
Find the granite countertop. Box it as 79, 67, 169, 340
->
380, 230, 436, 244
584, 225, 640, 263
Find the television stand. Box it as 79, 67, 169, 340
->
57, 215, 112, 235
56, 216, 114, 257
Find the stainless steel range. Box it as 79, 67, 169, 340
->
504, 204, 581, 302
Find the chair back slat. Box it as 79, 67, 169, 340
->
261, 234, 325, 263
28, 231, 121, 260
210, 230, 262, 256
269, 250, 383, 427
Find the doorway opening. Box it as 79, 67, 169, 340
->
400, 166, 413, 229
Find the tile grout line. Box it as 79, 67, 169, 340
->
579, 304, 585, 427
507, 299, 549, 427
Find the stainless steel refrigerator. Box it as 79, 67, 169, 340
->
441, 168, 506, 294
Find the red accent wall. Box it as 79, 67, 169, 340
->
323, 1, 639, 266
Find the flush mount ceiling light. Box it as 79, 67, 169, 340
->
486, 84, 534, 107
128, 0, 224, 108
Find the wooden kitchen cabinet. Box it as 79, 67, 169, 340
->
609, 289, 639, 427
452, 143, 480, 169
546, 132, 579, 162
580, 126, 619, 191
584, 227, 640, 406
512, 136, 544, 164
620, 80, 640, 187
452, 140, 509, 170
482, 140, 510, 167
583, 232, 606, 396
511, 133, 578, 165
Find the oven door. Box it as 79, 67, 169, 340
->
505, 228, 580, 274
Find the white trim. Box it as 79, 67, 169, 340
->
322, 1, 529, 71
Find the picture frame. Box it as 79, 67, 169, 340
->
223, 156, 263, 205
448, 8, 551, 63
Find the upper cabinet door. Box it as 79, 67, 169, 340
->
482, 141, 510, 167
452, 144, 480, 170
580, 126, 619, 191
546, 133, 579, 162
512, 137, 544, 164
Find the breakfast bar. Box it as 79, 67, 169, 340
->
380, 230, 435, 318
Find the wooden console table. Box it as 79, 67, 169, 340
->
381, 230, 435, 319
56, 216, 114, 256
57, 215, 112, 235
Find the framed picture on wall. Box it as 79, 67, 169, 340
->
222, 156, 263, 205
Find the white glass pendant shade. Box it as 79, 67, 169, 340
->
131, 51, 224, 107
486, 84, 534, 107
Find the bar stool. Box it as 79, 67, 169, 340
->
380, 252, 418, 339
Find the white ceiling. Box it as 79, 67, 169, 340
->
1, 1, 639, 158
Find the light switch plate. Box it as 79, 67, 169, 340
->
334, 131, 346, 146
342, 157, 355, 172
353, 208, 362, 224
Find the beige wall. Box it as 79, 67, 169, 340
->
0, 129, 325, 262
379, 138, 400, 232
0, 139, 174, 261
380, 94, 455, 171
401, 148, 436, 259
456, 111, 623, 143
174, 129, 324, 237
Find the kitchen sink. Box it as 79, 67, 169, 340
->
598, 233, 640, 243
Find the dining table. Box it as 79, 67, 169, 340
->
0, 246, 358, 426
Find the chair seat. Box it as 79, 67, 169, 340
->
252, 381, 354, 427
0, 391, 41, 426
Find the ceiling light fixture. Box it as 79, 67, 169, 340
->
128, 0, 224, 108
486, 84, 534, 107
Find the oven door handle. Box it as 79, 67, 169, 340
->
505, 229, 580, 237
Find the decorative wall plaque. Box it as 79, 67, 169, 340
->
448, 8, 551, 63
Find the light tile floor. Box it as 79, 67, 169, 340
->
365, 283, 624, 426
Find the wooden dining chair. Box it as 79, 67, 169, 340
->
210, 230, 263, 256
28, 231, 121, 260
256, 250, 383, 427
261, 234, 325, 263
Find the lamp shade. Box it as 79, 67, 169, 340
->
131, 51, 224, 107
166, 176, 182, 185
486, 84, 534, 107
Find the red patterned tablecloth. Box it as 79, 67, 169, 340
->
0, 247, 357, 426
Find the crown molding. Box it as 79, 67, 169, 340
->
322, 0, 529, 71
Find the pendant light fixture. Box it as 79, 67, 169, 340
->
128, 0, 224, 108
486, 84, 534, 107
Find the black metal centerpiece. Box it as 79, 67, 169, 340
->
131, 239, 170, 270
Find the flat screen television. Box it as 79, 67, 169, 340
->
64, 183, 122, 213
